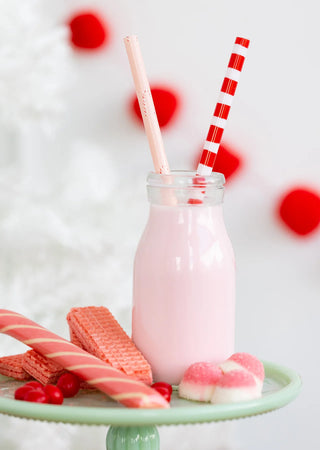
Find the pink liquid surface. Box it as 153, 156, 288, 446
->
132, 204, 235, 385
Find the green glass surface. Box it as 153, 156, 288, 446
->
0, 361, 301, 426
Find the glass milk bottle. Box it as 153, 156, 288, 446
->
132, 171, 235, 385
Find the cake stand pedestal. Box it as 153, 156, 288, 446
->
0, 361, 301, 449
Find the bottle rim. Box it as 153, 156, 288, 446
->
147, 170, 225, 188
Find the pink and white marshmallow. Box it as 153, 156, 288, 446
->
178, 362, 223, 402
219, 352, 265, 391
211, 369, 261, 404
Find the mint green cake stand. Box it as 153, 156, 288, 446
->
0, 361, 301, 449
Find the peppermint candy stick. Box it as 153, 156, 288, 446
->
0, 310, 169, 409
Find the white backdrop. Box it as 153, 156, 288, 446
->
0, 0, 319, 448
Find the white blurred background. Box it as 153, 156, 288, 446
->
0, 0, 319, 448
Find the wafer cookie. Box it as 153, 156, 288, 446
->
23, 350, 65, 385
67, 306, 152, 384
0, 353, 32, 381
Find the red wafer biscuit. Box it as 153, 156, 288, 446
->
23, 350, 66, 385
0, 353, 32, 381
23, 349, 95, 390
69, 327, 85, 349
67, 306, 152, 385
0, 309, 169, 409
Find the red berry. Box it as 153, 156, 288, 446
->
131, 86, 180, 128
44, 385, 64, 405
24, 390, 50, 404
68, 12, 108, 50
277, 187, 320, 236
151, 382, 172, 394
57, 373, 80, 398
14, 385, 34, 401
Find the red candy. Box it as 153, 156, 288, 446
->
151, 382, 172, 394
44, 385, 64, 405
277, 187, 320, 236
187, 199, 203, 205
24, 381, 43, 389
23, 389, 50, 404
151, 382, 172, 402
14, 384, 35, 401
131, 86, 180, 128
14, 381, 64, 404
68, 12, 108, 50
57, 373, 80, 398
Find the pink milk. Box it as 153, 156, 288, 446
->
132, 171, 235, 385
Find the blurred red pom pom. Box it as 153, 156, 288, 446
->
277, 187, 320, 236
68, 12, 109, 50
130, 86, 180, 128
212, 143, 242, 181
194, 143, 242, 181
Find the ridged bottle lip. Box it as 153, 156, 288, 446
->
147, 170, 225, 188
146, 171, 225, 206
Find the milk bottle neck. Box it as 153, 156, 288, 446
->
146, 171, 225, 207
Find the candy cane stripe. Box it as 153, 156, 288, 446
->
46, 351, 97, 359
87, 377, 143, 386
24, 338, 74, 345
0, 312, 22, 318
112, 392, 150, 401
0, 325, 45, 333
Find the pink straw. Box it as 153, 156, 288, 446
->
124, 35, 170, 174
197, 37, 250, 176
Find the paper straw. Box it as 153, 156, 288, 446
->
124, 35, 170, 174
197, 37, 250, 176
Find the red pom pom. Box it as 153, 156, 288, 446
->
68, 12, 109, 50
212, 143, 242, 181
194, 143, 242, 181
130, 86, 180, 128
277, 187, 320, 236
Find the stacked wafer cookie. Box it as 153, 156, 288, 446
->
0, 350, 67, 385
67, 306, 152, 385
0, 306, 152, 387
0, 354, 32, 381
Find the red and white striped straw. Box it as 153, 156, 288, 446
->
197, 37, 250, 176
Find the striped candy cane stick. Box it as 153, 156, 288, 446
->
0, 310, 169, 409
197, 37, 250, 175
